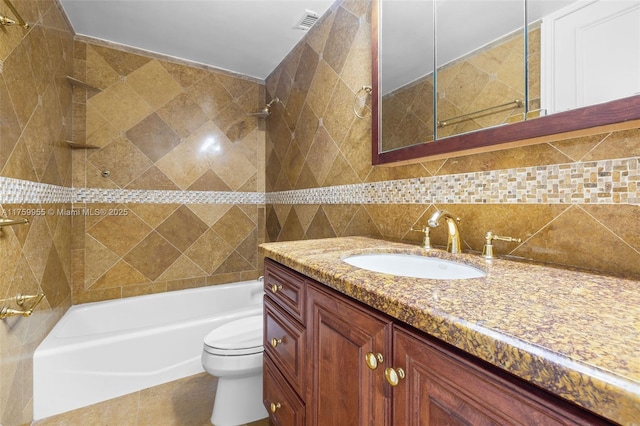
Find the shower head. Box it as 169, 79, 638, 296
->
248, 97, 280, 118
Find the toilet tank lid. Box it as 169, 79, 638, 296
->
204, 314, 263, 350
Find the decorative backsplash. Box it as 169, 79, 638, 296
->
2, 155, 638, 206
267, 157, 640, 205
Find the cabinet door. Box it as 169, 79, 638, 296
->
307, 283, 391, 426
264, 355, 305, 426
392, 327, 610, 425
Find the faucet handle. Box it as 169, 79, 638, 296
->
482, 231, 522, 259
410, 226, 431, 250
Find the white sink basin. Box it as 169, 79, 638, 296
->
343, 253, 486, 280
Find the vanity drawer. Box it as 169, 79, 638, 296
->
264, 355, 305, 426
264, 258, 306, 322
264, 297, 306, 395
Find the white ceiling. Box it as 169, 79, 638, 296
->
381, 0, 576, 95
59, 0, 335, 81
59, 0, 580, 90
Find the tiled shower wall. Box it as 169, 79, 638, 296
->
0, 1, 74, 424
70, 39, 266, 303
265, 0, 640, 279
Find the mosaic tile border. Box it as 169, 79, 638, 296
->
268, 157, 640, 205
0, 177, 265, 205
0, 178, 74, 204
74, 188, 266, 204
1, 157, 638, 206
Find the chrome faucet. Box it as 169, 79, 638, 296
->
427, 210, 462, 254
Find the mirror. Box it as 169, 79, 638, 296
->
379, 0, 434, 152
435, 0, 526, 140
373, 0, 640, 165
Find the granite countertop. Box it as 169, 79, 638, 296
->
260, 236, 640, 425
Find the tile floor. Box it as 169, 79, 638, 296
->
31, 373, 270, 426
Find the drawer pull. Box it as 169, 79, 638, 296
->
270, 283, 283, 293
365, 352, 384, 370
384, 367, 405, 386
270, 402, 282, 413
270, 337, 283, 348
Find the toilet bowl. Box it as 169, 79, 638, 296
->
201, 314, 267, 426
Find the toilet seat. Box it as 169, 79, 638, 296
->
204, 315, 263, 356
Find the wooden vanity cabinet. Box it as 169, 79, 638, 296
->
306, 282, 392, 425
263, 259, 612, 426
392, 326, 611, 425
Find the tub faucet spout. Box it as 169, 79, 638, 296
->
428, 210, 462, 254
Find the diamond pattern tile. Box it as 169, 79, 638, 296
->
87, 212, 152, 257
126, 113, 181, 162
156, 206, 209, 252
157, 92, 207, 139
124, 231, 182, 281
87, 81, 154, 132
185, 229, 235, 274
88, 137, 153, 187
212, 206, 256, 248
126, 60, 183, 109
91, 260, 149, 290
157, 254, 208, 282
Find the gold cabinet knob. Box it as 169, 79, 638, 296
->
384, 367, 405, 386
365, 352, 384, 370
270, 402, 281, 413
270, 283, 282, 293
270, 337, 283, 348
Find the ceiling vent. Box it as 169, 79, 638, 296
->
295, 10, 319, 31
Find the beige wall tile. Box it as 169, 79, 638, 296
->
87, 81, 154, 131
126, 60, 183, 109
0, 2, 74, 423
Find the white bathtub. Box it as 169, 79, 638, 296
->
33, 280, 264, 420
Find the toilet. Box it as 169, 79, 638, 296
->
201, 314, 267, 426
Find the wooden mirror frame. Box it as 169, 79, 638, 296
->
372, 0, 640, 166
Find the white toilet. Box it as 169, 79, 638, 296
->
201, 314, 267, 426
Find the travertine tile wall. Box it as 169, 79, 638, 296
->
0, 1, 74, 424
265, 0, 640, 279
70, 39, 266, 303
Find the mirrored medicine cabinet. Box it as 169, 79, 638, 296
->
372, 0, 640, 165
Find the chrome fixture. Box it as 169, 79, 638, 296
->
353, 85, 372, 119
410, 226, 432, 250
248, 97, 280, 118
482, 231, 521, 259
428, 210, 461, 254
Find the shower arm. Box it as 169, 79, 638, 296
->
248, 97, 282, 118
